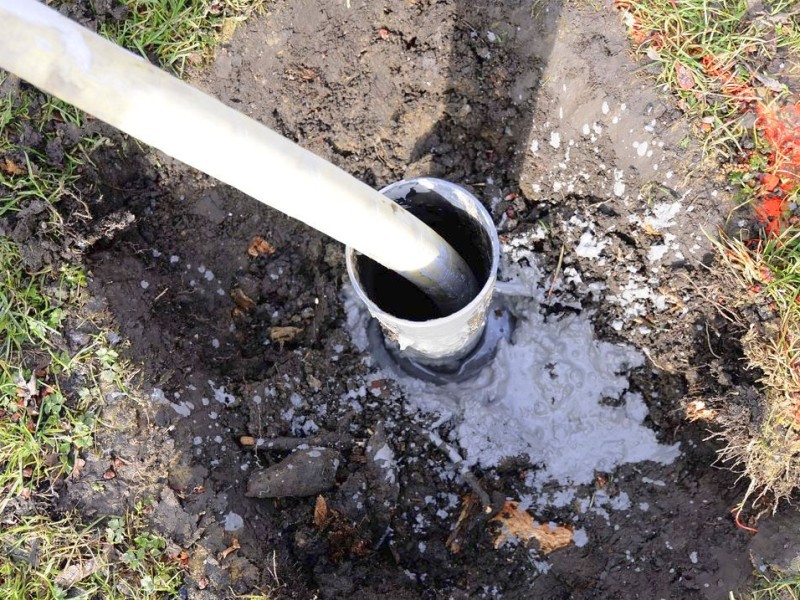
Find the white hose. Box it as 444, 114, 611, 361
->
0, 0, 479, 313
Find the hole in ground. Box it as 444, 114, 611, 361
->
354, 189, 492, 321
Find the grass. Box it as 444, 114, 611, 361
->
0, 508, 182, 599
0, 77, 181, 596
100, 0, 267, 73
2, 0, 269, 594
751, 570, 800, 600
617, 0, 800, 501
616, 0, 799, 158
1, 78, 92, 512
0, 1, 269, 594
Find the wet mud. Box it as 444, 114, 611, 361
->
32, 0, 790, 598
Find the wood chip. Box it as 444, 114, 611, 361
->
240, 432, 353, 452
247, 236, 276, 257
230, 288, 256, 310
269, 326, 302, 344
314, 495, 330, 529
489, 501, 573, 554
446, 493, 482, 554
0, 156, 26, 176
219, 537, 240, 561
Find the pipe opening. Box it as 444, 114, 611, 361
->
354, 190, 492, 320
346, 177, 511, 383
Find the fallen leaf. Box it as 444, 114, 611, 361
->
219, 537, 240, 561
55, 545, 111, 588
314, 495, 329, 529
173, 549, 189, 567
15, 372, 37, 402
646, 46, 661, 62
269, 326, 302, 344
247, 236, 276, 257
0, 156, 26, 176
350, 538, 370, 557
752, 71, 784, 93
685, 399, 716, 422
230, 288, 256, 311
489, 501, 573, 554
675, 63, 695, 90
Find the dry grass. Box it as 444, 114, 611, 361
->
711, 231, 800, 512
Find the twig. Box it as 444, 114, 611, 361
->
239, 431, 353, 452
422, 427, 492, 511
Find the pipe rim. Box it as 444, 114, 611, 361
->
345, 177, 499, 329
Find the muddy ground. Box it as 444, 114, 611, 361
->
12, 0, 799, 597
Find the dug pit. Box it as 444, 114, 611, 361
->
67, 0, 763, 597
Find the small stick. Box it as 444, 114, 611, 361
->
423, 427, 492, 511
239, 431, 353, 452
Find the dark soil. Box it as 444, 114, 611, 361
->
10, 0, 800, 598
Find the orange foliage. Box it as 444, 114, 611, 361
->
756, 103, 800, 187
699, 54, 756, 108
614, 3, 799, 237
